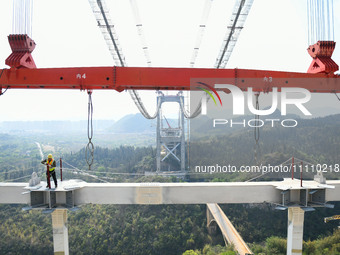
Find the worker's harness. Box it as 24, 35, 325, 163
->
46, 159, 55, 172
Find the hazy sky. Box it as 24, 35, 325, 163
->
0, 0, 339, 121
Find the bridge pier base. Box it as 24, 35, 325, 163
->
287, 207, 305, 255
52, 209, 69, 255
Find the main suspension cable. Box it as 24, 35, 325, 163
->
90, 0, 158, 119
215, 0, 254, 69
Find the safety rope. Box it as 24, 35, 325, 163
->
1, 167, 36, 183
85, 91, 94, 170
5, 174, 32, 182
0, 167, 35, 176
245, 157, 291, 182
63, 160, 109, 183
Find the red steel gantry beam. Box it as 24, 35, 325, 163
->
1, 34, 339, 94
0, 66, 340, 93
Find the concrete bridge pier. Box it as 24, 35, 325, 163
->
287, 207, 305, 255
206, 205, 217, 235
52, 209, 69, 255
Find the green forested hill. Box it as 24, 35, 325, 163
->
189, 114, 340, 181
0, 202, 339, 255
0, 204, 209, 255
0, 133, 40, 182
0, 114, 340, 254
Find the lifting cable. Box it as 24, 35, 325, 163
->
12, 0, 33, 37
85, 91, 94, 170
254, 92, 261, 164
307, 0, 334, 44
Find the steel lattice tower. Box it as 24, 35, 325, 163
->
156, 93, 186, 173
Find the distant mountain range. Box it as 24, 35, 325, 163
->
107, 114, 156, 133
0, 120, 114, 134
0, 114, 179, 134
0, 106, 338, 134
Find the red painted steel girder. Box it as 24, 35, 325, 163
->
0, 66, 339, 93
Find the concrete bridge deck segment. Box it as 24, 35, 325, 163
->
1, 178, 339, 206
1, 178, 339, 255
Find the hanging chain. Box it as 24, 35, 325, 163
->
85, 91, 94, 170
335, 92, 340, 102
254, 92, 261, 164
0, 87, 9, 96
0, 69, 9, 96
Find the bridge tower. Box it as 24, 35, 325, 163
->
156, 92, 186, 173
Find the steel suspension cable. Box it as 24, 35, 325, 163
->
90, 0, 159, 119
308, 0, 334, 43
129, 90, 160, 119
215, 0, 254, 69
128, 0, 162, 119
12, 0, 33, 37
190, 0, 214, 67
96, 0, 125, 66
179, 96, 202, 119
129, 0, 152, 67
183, 0, 254, 118
307, 0, 310, 45
332, 0, 334, 40
180, 0, 214, 120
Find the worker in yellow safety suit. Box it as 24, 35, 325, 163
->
41, 154, 58, 188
